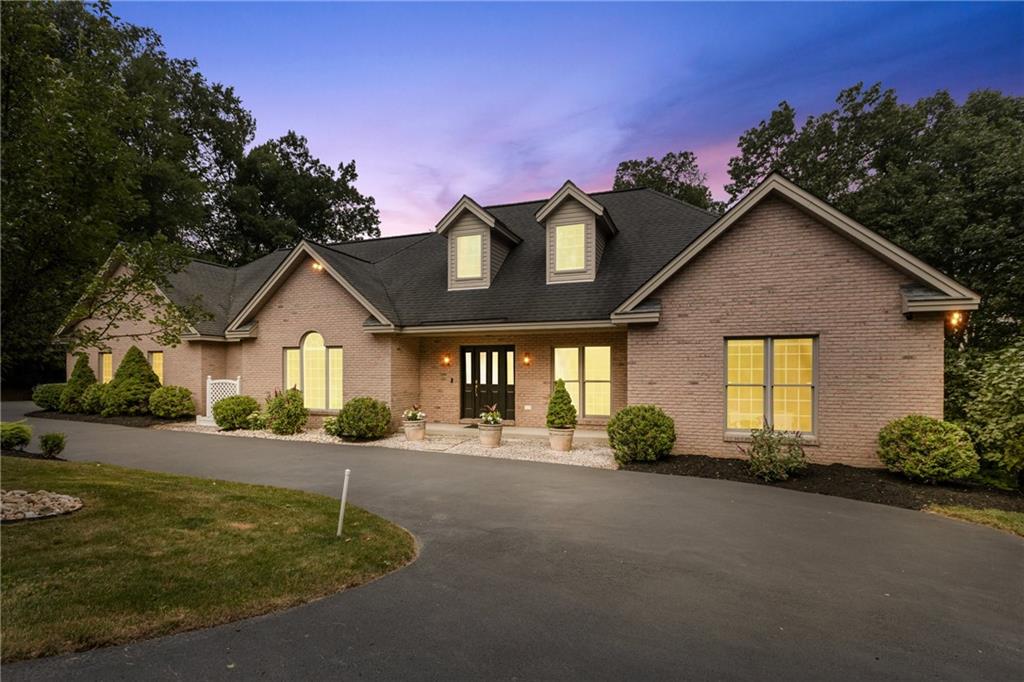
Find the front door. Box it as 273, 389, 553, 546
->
460, 345, 516, 420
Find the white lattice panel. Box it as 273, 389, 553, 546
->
197, 376, 241, 425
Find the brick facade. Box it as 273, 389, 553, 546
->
626, 198, 944, 467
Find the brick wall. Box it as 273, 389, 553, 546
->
418, 330, 627, 428
627, 197, 945, 467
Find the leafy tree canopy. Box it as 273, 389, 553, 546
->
613, 151, 725, 214
726, 83, 1024, 350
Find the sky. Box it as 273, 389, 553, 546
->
112, 1, 1024, 236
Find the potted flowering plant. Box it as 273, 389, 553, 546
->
546, 379, 577, 452
478, 404, 502, 447
402, 405, 427, 441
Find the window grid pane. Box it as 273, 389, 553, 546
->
456, 234, 482, 279
328, 348, 343, 410
773, 386, 812, 432
553, 347, 579, 382
100, 353, 113, 383
727, 339, 764, 385
773, 338, 813, 386
727, 386, 765, 430
149, 352, 164, 385
584, 346, 611, 381
555, 224, 586, 271
303, 333, 326, 409
285, 349, 300, 390
585, 382, 611, 417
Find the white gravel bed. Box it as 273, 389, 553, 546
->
155, 423, 617, 469
2, 489, 83, 522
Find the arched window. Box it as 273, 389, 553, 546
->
284, 332, 343, 410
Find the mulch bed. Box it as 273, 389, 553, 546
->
624, 455, 1024, 512
2, 449, 64, 461
25, 410, 190, 429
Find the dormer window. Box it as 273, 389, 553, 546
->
456, 234, 482, 279
555, 224, 586, 272
437, 195, 522, 291
537, 180, 618, 285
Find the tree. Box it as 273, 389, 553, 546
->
201, 132, 381, 265
60, 238, 210, 355
1, 0, 252, 384
613, 151, 724, 213
725, 83, 1024, 351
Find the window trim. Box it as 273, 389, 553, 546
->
723, 336, 818, 437
283, 331, 344, 412
553, 223, 588, 274
552, 345, 612, 419
148, 350, 164, 385
454, 233, 484, 281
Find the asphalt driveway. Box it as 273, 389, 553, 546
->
3, 402, 1022, 680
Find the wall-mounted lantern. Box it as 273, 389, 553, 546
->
440, 353, 452, 367
311, 261, 324, 272
522, 352, 532, 366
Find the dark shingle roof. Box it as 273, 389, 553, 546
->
165, 188, 719, 334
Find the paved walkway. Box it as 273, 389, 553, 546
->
3, 402, 1022, 680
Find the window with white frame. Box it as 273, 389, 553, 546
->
725, 337, 815, 434
455, 234, 482, 279
284, 332, 343, 410
553, 345, 612, 417
554, 223, 586, 272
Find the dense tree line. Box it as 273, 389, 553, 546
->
1, 1, 379, 385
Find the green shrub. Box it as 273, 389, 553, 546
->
878, 415, 979, 484
328, 397, 391, 440
607, 405, 676, 466
744, 422, 808, 482
60, 354, 97, 413
962, 341, 1024, 487
101, 378, 156, 417
149, 386, 196, 419
81, 383, 109, 415
1, 421, 32, 450
212, 395, 260, 431
264, 388, 308, 435
104, 346, 160, 413
546, 379, 577, 429
32, 383, 66, 411
39, 432, 66, 458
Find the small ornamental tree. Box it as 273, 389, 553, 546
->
546, 379, 577, 429
60, 354, 97, 413
962, 340, 1024, 487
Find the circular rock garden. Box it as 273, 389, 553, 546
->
2, 489, 83, 522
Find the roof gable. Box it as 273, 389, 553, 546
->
436, 195, 521, 245
614, 174, 980, 316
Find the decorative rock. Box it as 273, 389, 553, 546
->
1, 489, 83, 522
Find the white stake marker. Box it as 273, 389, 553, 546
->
336, 468, 351, 538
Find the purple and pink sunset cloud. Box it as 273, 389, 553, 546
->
114, 1, 1023, 235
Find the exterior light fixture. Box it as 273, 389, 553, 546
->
441, 353, 452, 367
522, 352, 532, 366
311, 261, 324, 271
948, 311, 963, 329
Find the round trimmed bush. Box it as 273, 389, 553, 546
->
81, 383, 109, 415
212, 395, 260, 431
328, 397, 391, 440
149, 386, 196, 419
101, 378, 155, 417
39, 432, 66, 458
60, 354, 97, 413
32, 383, 66, 411
1, 421, 32, 450
877, 415, 979, 483
264, 388, 308, 435
607, 405, 676, 466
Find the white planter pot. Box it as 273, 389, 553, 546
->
478, 423, 503, 448
548, 428, 575, 452
403, 420, 426, 441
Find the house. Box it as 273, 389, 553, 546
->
67, 174, 979, 467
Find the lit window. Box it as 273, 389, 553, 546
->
284, 333, 343, 411
555, 223, 586, 272
456, 234, 482, 279
99, 352, 113, 383
148, 351, 164, 385
553, 345, 612, 417
726, 338, 815, 433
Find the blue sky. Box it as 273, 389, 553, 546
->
113, 2, 1024, 235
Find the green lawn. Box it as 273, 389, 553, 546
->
0, 457, 415, 662
927, 504, 1024, 537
